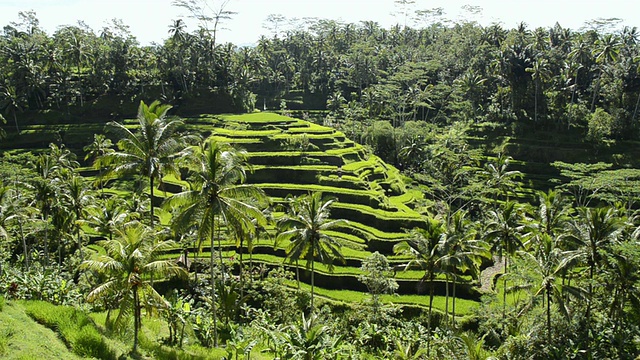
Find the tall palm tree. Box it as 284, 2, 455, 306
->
276, 192, 346, 311
81, 222, 186, 354
105, 100, 193, 227
519, 233, 584, 345
83, 134, 114, 196
163, 139, 266, 347
439, 210, 490, 327
394, 218, 444, 357
591, 34, 620, 111
62, 174, 94, 259
563, 207, 623, 317
484, 201, 526, 322
525, 58, 551, 124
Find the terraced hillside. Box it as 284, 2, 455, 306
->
161, 113, 481, 303
0, 112, 484, 312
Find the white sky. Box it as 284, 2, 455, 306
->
0, 0, 638, 46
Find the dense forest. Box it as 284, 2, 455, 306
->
1, 3, 640, 360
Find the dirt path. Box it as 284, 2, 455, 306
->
479, 256, 505, 293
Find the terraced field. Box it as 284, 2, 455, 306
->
1, 112, 484, 313
162, 113, 483, 305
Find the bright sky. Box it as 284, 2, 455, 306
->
0, 0, 638, 46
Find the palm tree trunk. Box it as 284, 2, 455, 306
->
591, 74, 601, 112
568, 74, 578, 130
210, 216, 218, 348
452, 272, 457, 329
444, 272, 450, 326
239, 234, 244, 300
12, 111, 19, 133
311, 258, 315, 311
43, 213, 49, 269
149, 176, 155, 228
503, 256, 508, 327
427, 274, 434, 358
632, 91, 640, 124
547, 285, 551, 345
133, 287, 140, 353
296, 259, 300, 289
20, 220, 28, 271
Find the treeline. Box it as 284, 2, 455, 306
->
2, 10, 640, 143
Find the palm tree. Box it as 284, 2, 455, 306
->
484, 201, 526, 322
163, 139, 266, 347
105, 100, 193, 227
62, 174, 94, 259
525, 58, 551, 124
563, 207, 623, 317
481, 153, 522, 203
519, 233, 584, 345
276, 192, 346, 311
81, 222, 187, 354
591, 34, 620, 111
83, 134, 114, 196
439, 210, 490, 327
85, 196, 130, 241
393, 218, 444, 357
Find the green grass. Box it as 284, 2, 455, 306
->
219, 112, 297, 123
23, 300, 117, 359
0, 301, 85, 360
288, 280, 479, 316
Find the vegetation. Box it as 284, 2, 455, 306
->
1, 3, 640, 359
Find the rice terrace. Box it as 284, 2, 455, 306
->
0, 1, 640, 359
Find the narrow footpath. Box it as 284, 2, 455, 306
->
479, 256, 505, 293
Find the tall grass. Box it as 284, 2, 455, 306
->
23, 301, 116, 360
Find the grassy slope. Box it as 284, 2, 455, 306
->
0, 301, 84, 360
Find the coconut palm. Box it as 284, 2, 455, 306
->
563, 207, 623, 317
163, 139, 266, 347
393, 218, 444, 357
83, 134, 114, 196
81, 221, 186, 353
519, 233, 585, 344
276, 192, 346, 311
105, 100, 194, 227
61, 174, 94, 258
484, 201, 526, 323
85, 196, 130, 241
439, 210, 490, 327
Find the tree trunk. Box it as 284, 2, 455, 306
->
43, 213, 49, 269
133, 287, 140, 354
427, 274, 434, 358
12, 111, 19, 133
20, 220, 28, 271
149, 176, 155, 228
452, 272, 457, 329
239, 234, 244, 301
210, 216, 218, 348
311, 258, 315, 311
547, 285, 551, 345
444, 272, 450, 327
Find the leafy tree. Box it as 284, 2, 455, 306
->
357, 251, 399, 319
81, 222, 187, 353
276, 192, 346, 310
